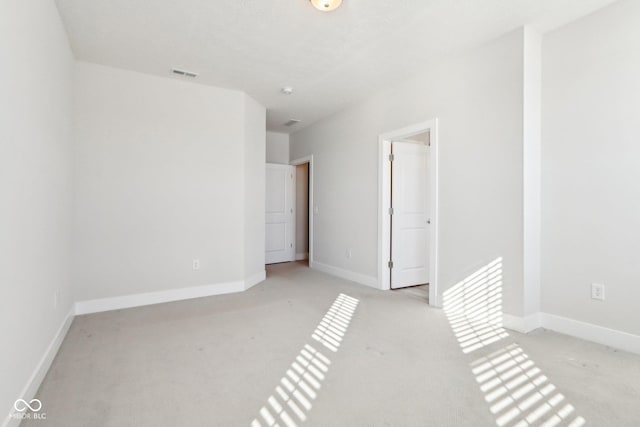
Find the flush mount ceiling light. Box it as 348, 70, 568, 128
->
310, 0, 342, 12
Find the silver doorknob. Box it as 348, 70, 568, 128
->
427, 219, 431, 224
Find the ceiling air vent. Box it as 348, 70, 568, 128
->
284, 119, 301, 127
172, 68, 198, 78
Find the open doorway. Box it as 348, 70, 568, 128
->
291, 155, 314, 268
295, 163, 309, 264
390, 134, 431, 297
379, 120, 439, 306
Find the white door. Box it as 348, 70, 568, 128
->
266, 164, 295, 264
391, 141, 430, 288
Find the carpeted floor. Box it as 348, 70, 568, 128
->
396, 284, 429, 302
25, 262, 640, 426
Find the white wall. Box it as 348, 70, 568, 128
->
266, 131, 290, 164
73, 62, 265, 301
523, 27, 542, 317
244, 95, 267, 281
291, 29, 528, 316
296, 163, 310, 259
0, 0, 74, 423
542, 0, 640, 335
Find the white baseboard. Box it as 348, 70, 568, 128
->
3, 307, 75, 427
503, 312, 542, 334
75, 279, 246, 315
244, 270, 266, 290
310, 261, 379, 289
76, 271, 268, 315
295, 252, 309, 261
501, 311, 640, 355
540, 313, 640, 355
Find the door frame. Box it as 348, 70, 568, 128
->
378, 119, 440, 306
290, 155, 314, 266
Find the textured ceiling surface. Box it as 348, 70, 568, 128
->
55, 0, 616, 132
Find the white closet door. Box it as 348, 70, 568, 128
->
266, 164, 295, 264
391, 142, 430, 288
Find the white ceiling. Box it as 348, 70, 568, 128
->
55, 0, 617, 133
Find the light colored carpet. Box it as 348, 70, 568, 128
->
396, 284, 429, 302
24, 262, 640, 426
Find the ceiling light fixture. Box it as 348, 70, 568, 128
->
309, 0, 342, 12
281, 86, 294, 95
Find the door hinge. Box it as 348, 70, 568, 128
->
389, 207, 394, 215
388, 261, 394, 269
388, 154, 394, 162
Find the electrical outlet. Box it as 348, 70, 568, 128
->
193, 259, 200, 270
591, 283, 605, 301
